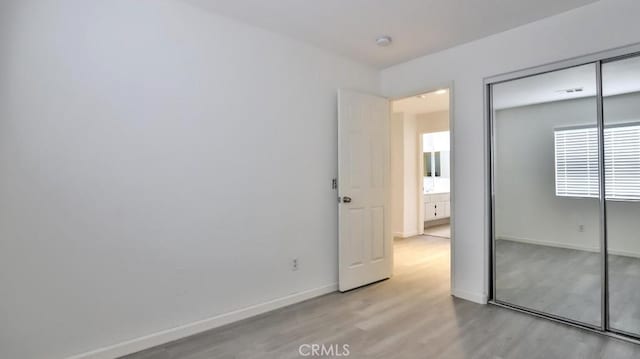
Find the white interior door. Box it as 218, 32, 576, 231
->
338, 89, 392, 292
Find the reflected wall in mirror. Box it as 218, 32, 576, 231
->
603, 55, 640, 337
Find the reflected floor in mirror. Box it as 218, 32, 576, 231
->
495, 239, 640, 334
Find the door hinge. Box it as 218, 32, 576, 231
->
332, 178, 338, 190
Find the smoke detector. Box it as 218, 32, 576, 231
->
376, 36, 392, 47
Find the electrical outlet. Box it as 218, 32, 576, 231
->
578, 224, 585, 232
292, 258, 299, 271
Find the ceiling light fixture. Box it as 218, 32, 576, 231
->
435, 89, 447, 95
376, 36, 392, 47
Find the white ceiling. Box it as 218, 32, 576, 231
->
183, 0, 599, 68
393, 89, 449, 115
493, 56, 640, 110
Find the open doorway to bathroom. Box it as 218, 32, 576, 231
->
391, 87, 452, 277
391, 88, 451, 239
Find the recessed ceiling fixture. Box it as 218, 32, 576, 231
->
417, 94, 428, 99
435, 89, 447, 95
376, 36, 392, 47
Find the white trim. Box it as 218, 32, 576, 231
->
496, 236, 640, 259
451, 287, 487, 304
65, 283, 337, 359
393, 230, 420, 238
447, 82, 456, 300
497, 235, 600, 253
610, 248, 640, 259
417, 131, 425, 236
484, 79, 493, 307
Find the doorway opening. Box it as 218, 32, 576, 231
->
390, 87, 453, 277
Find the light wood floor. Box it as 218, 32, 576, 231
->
124, 236, 640, 359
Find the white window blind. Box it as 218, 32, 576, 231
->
554, 127, 600, 198
604, 124, 640, 200
554, 124, 640, 200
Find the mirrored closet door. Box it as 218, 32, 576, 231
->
491, 51, 640, 339
491, 63, 602, 327
602, 55, 640, 338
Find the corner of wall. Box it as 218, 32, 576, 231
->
451, 287, 488, 305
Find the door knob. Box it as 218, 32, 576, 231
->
342, 196, 352, 203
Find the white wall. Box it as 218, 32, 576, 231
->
403, 114, 419, 235
391, 112, 420, 238
381, 0, 640, 303
0, 1, 379, 358
603, 92, 640, 257
495, 93, 640, 257
5, 0, 640, 355
391, 113, 405, 236
494, 97, 601, 251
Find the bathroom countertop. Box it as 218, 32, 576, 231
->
424, 190, 450, 195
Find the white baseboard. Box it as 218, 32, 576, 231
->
496, 235, 599, 253
393, 230, 419, 239
66, 283, 338, 359
451, 287, 487, 304
609, 248, 640, 258
497, 236, 640, 259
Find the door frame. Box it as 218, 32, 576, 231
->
484, 41, 640, 343
389, 82, 456, 296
